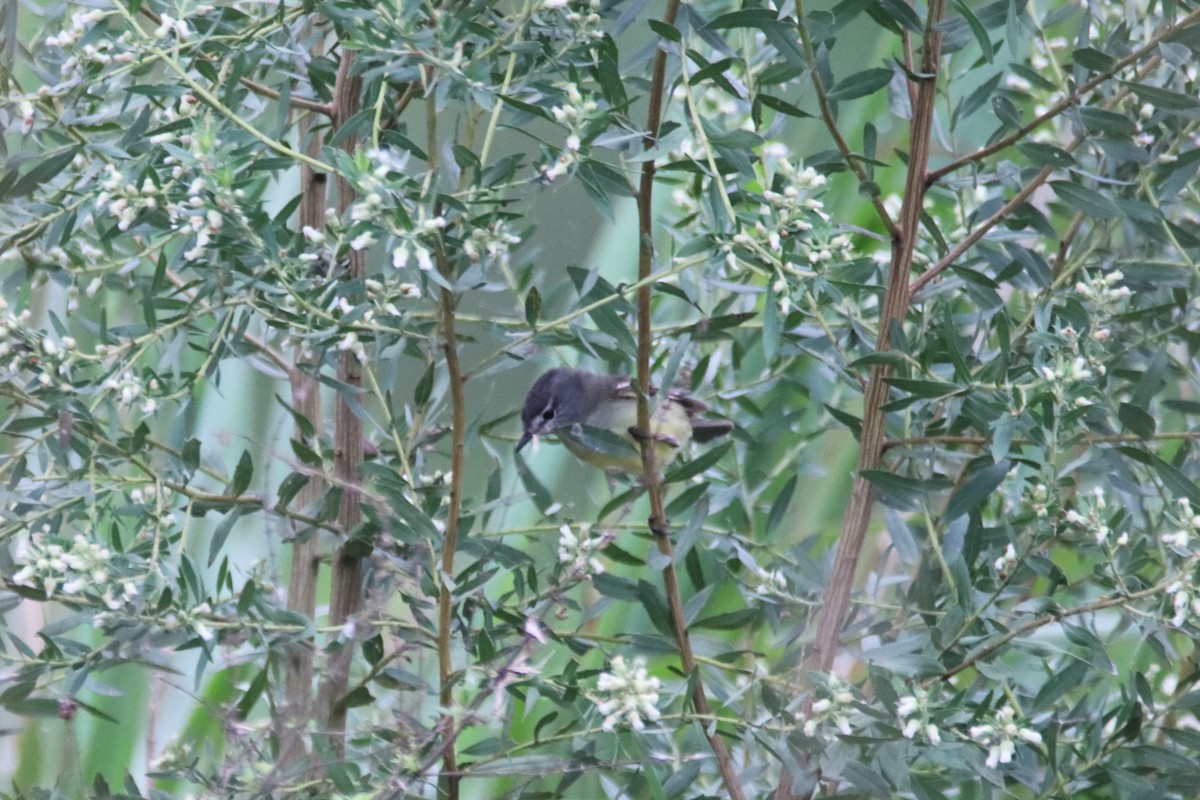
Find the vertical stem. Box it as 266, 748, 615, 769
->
428, 83, 465, 800
436, 278, 465, 800
317, 47, 365, 750
635, 5, 746, 800
777, 2, 946, 798
279, 101, 328, 770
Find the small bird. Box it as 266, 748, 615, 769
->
516, 367, 733, 473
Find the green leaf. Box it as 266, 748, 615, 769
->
8, 148, 79, 199
275, 471, 310, 510
208, 507, 243, 566
862, 470, 945, 510
954, 72, 1001, 126
1073, 46, 1116, 72
647, 19, 681, 42
665, 441, 730, 484
955, 0, 994, 63
593, 573, 640, 601
1119, 448, 1200, 506
757, 93, 813, 118
766, 475, 797, 535
706, 8, 789, 31
1077, 106, 1137, 136
943, 459, 1010, 522
828, 68, 894, 101
1050, 180, 1121, 219
231, 450, 253, 496
694, 608, 760, 631
524, 286, 541, 328
762, 284, 780, 363
885, 378, 964, 398
1018, 142, 1076, 167
1118, 402, 1155, 438
235, 667, 269, 720
1123, 81, 1200, 110
637, 579, 673, 636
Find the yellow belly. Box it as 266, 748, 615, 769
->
558, 399, 692, 473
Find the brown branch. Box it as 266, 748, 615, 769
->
927, 8, 1200, 184
277, 63, 329, 773
240, 76, 333, 114
884, 430, 1200, 451
794, 0, 898, 240
316, 47, 366, 754
909, 54, 1162, 298
635, 5, 746, 800
779, 3, 948, 799
424, 71, 465, 800
935, 580, 1174, 683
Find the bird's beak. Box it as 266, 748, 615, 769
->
516, 431, 533, 452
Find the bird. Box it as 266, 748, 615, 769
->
515, 367, 733, 473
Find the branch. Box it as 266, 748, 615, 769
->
316, 47, 366, 754
794, 0, 897, 240
927, 8, 1200, 184
635, 6, 747, 800
934, 579, 1176, 683
435, 251, 466, 800
909, 54, 1163, 298
424, 73, 466, 800
781, 2, 947, 797
277, 48, 330, 773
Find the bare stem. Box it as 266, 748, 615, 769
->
779, 2, 947, 798
316, 48, 366, 754
635, 5, 746, 799
277, 56, 329, 773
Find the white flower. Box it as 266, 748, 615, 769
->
593, 656, 662, 732
558, 524, 606, 577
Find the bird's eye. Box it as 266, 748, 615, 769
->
541, 408, 555, 421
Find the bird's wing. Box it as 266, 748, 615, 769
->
611, 379, 711, 414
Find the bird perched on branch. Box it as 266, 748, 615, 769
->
516, 367, 732, 474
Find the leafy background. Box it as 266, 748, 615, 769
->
3, 0, 1200, 798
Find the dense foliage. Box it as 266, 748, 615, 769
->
3, 0, 1200, 797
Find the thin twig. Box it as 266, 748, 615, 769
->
934, 579, 1176, 682
926, 8, 1200, 184
794, 0, 898, 240
634, 5, 747, 799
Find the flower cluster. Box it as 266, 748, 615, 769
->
749, 563, 787, 597
1032, 323, 1109, 411
1073, 269, 1131, 315
557, 523, 607, 579
1166, 575, 1200, 628
1064, 487, 1126, 547
130, 483, 178, 526
1018, 481, 1053, 521
42, 8, 137, 82
103, 369, 162, 416
593, 655, 663, 732
541, 84, 601, 181
13, 530, 140, 611
993, 542, 1019, 577
1162, 497, 1200, 554
896, 686, 942, 745
796, 676, 856, 741
160, 601, 215, 642
390, 209, 446, 272
969, 705, 1043, 769
534, 0, 605, 41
